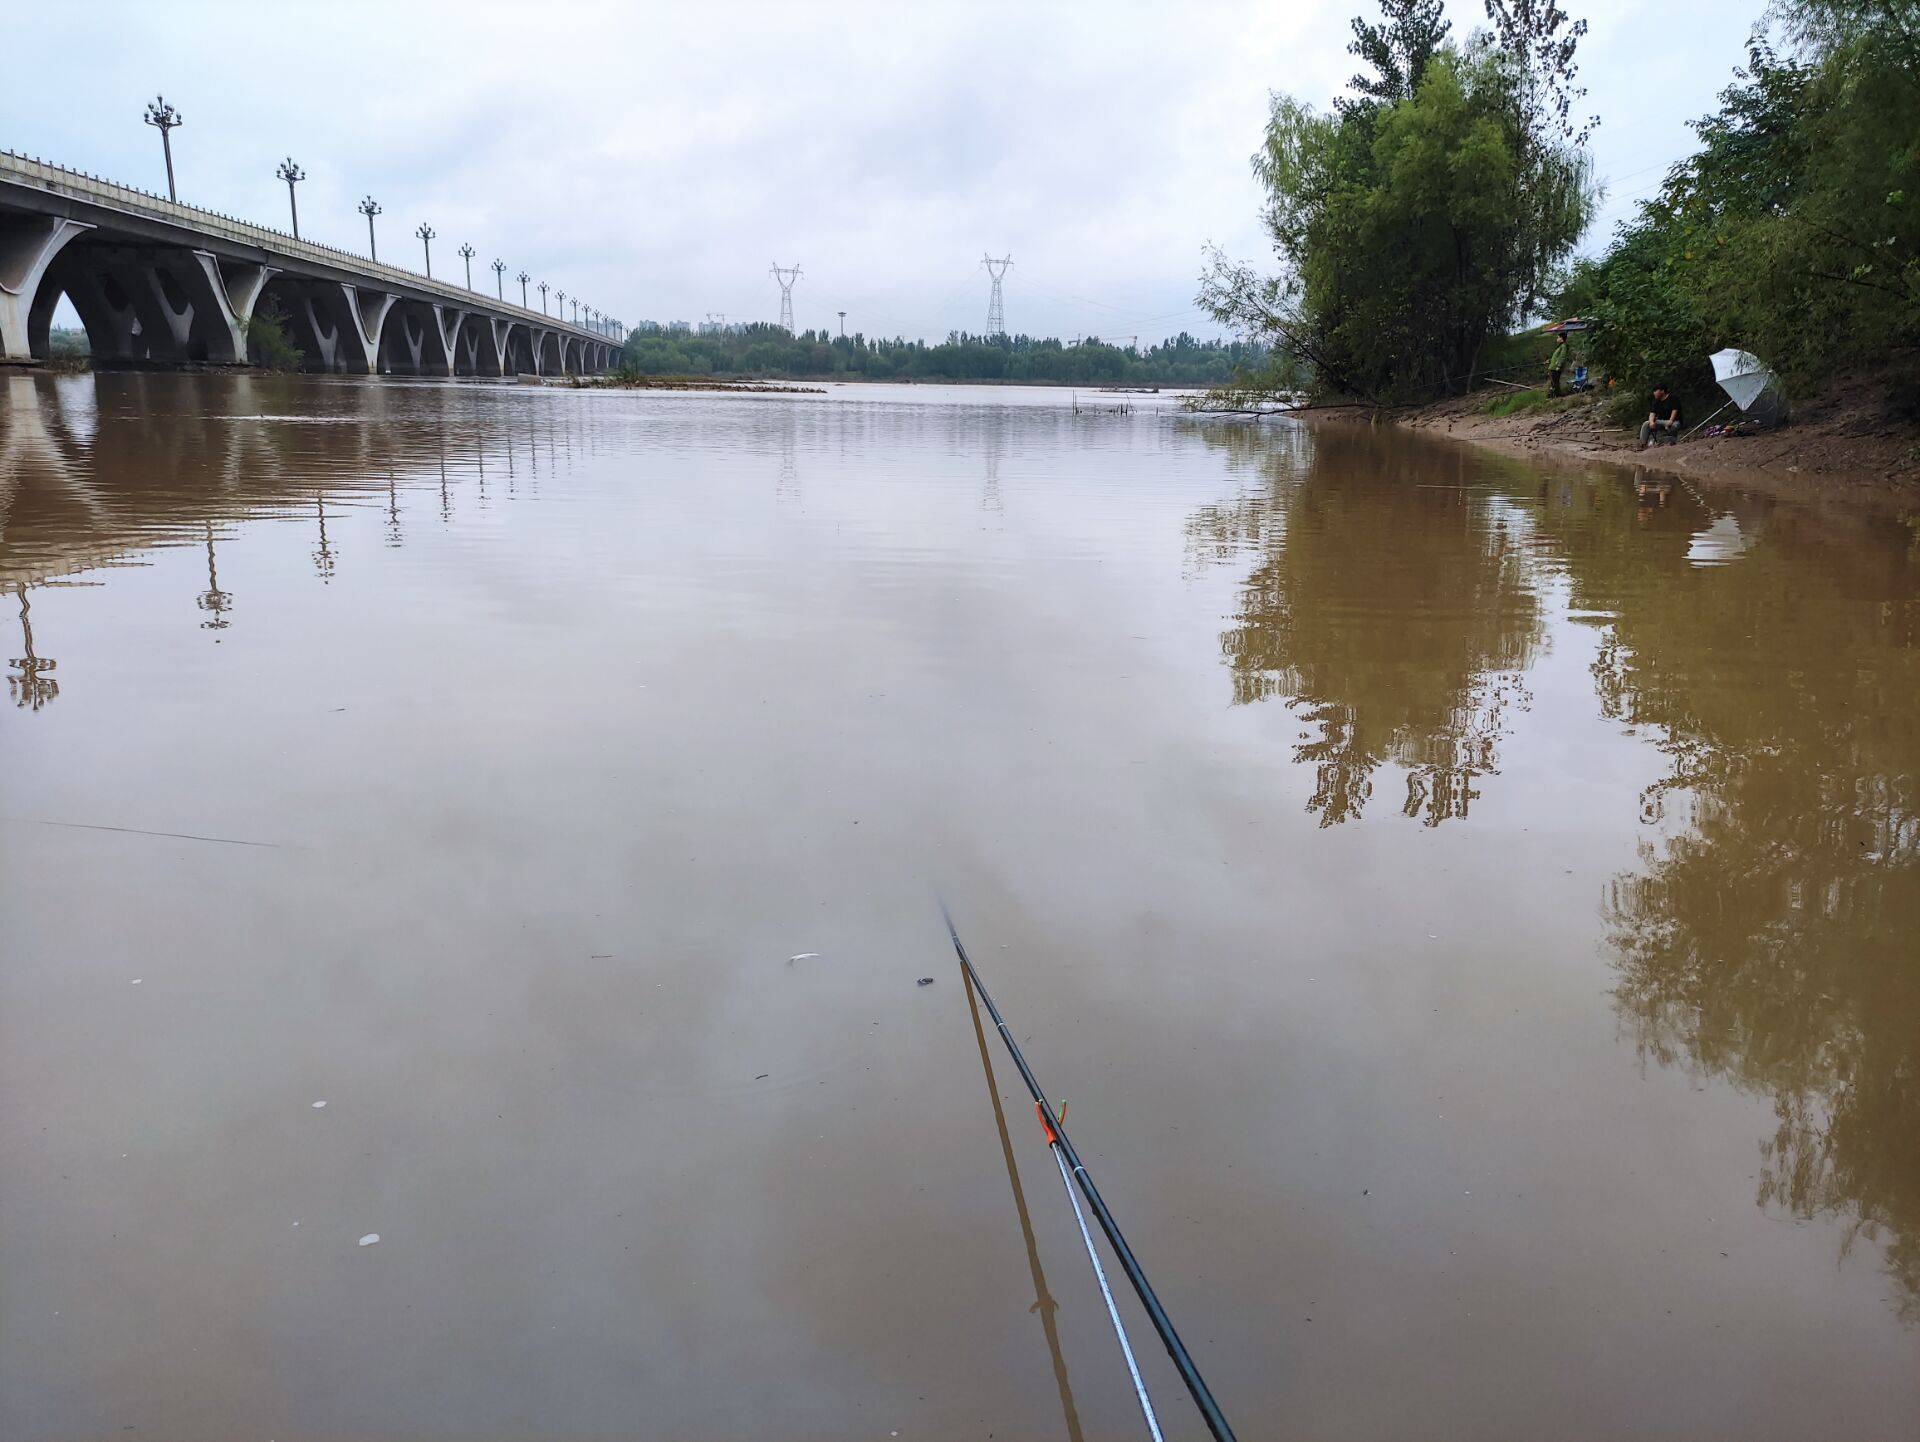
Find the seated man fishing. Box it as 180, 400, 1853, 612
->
1639, 385, 1682, 447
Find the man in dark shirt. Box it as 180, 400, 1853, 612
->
1639, 386, 1682, 447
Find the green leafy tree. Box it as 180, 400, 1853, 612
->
1203, 10, 1596, 404
246, 297, 304, 372
1561, 4, 1919, 412
1342, 0, 1451, 109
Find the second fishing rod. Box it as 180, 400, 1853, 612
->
941, 900, 1239, 1442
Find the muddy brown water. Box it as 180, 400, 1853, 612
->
2, 372, 1916, 1441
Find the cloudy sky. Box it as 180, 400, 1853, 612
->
10, 0, 1766, 343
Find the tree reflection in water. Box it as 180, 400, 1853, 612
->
1193, 420, 1920, 1314
1186, 420, 1543, 825
1584, 499, 1920, 1318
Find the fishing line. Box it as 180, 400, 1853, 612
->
940, 898, 1239, 1442
1046, 1104, 1165, 1442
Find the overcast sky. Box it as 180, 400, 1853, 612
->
9, 0, 1767, 343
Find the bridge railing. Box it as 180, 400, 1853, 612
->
0, 149, 617, 345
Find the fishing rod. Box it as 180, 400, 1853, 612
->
1041, 1092, 1164, 1441
941, 900, 1239, 1442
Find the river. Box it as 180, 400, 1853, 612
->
3, 373, 1915, 1440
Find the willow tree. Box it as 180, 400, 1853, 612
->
1202, 0, 1597, 404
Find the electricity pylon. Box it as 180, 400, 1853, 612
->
983, 254, 1012, 336
770, 262, 802, 332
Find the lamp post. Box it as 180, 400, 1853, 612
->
143, 96, 182, 202
357, 196, 382, 261
416, 223, 436, 278
538, 282, 548, 315
516, 270, 529, 307
457, 243, 476, 289
555, 290, 566, 324
491, 258, 505, 300
275, 157, 304, 238
571, 298, 579, 325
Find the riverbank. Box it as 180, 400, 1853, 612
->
562, 374, 824, 394
1386, 377, 1920, 510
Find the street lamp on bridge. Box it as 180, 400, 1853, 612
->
275, 158, 304, 238
143, 96, 182, 203
491, 258, 506, 300
555, 290, 566, 323
416, 223, 436, 278
538, 281, 549, 315
516, 270, 530, 307
571, 298, 580, 325
457, 242, 476, 289
357, 196, 382, 261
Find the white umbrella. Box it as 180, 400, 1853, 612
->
1709, 349, 1777, 412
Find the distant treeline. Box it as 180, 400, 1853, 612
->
616, 324, 1267, 386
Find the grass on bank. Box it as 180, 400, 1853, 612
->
1481, 386, 1601, 419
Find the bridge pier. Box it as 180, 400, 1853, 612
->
0, 215, 93, 364
431, 305, 464, 377
186, 252, 272, 364
341, 286, 396, 374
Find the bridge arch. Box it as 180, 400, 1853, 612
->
503, 322, 536, 376
532, 329, 560, 376
449, 311, 500, 377
13, 229, 275, 368
377, 297, 451, 376
245, 277, 399, 374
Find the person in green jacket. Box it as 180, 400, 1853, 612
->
1546, 333, 1569, 397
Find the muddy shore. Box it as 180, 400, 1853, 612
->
1380, 385, 1920, 513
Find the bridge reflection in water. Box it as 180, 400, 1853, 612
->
0, 370, 597, 705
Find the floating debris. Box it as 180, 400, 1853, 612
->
787, 952, 820, 963
311, 1100, 327, 1109
916, 977, 935, 987
358, 1233, 380, 1247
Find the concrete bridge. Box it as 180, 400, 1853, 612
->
0, 151, 622, 376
